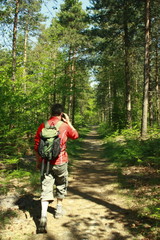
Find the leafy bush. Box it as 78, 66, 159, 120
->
98, 122, 117, 137
102, 127, 160, 167
74, 113, 87, 127
7, 170, 31, 179
121, 127, 140, 139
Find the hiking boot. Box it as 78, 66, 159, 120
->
55, 205, 65, 219
37, 217, 47, 233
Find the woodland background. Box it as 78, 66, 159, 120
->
0, 0, 160, 238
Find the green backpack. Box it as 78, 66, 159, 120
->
38, 120, 63, 175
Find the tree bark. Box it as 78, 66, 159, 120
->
155, 35, 160, 125
108, 77, 112, 126
23, 23, 29, 91
141, 0, 151, 138
148, 84, 153, 127
123, 1, 132, 128
12, 0, 20, 82
70, 55, 76, 125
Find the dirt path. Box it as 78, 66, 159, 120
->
1, 127, 145, 240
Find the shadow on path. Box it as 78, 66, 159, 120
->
15, 194, 41, 232
68, 186, 158, 230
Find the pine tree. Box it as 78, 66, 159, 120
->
55, 0, 89, 123
141, 0, 151, 138
89, 0, 144, 129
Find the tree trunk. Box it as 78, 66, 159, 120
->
12, 0, 19, 82
108, 77, 112, 126
123, 1, 132, 128
68, 50, 72, 119
23, 23, 29, 92
155, 35, 160, 125
141, 0, 151, 138
53, 59, 57, 104
70, 58, 76, 125
67, 48, 77, 124
72, 88, 76, 125
148, 85, 153, 127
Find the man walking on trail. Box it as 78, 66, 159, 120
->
34, 103, 79, 233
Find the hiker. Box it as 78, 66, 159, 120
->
34, 103, 79, 233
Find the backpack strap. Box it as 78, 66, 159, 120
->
44, 121, 51, 129
55, 120, 63, 130
44, 120, 63, 129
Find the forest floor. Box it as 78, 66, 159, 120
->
0, 127, 159, 240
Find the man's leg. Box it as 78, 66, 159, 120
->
55, 198, 63, 218
38, 173, 55, 233
53, 163, 68, 218
41, 200, 49, 218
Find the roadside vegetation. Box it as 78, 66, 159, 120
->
98, 123, 160, 239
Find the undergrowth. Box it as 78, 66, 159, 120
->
101, 126, 160, 167
99, 124, 160, 238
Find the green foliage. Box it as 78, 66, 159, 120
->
29, 171, 41, 192
67, 126, 89, 157
143, 205, 160, 220
98, 122, 119, 137
102, 127, 160, 168
3, 157, 19, 166
121, 127, 140, 139
67, 138, 82, 158
7, 169, 31, 179
0, 180, 10, 195
74, 113, 86, 127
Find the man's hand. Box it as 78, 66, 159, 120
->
61, 113, 76, 131
61, 113, 70, 124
